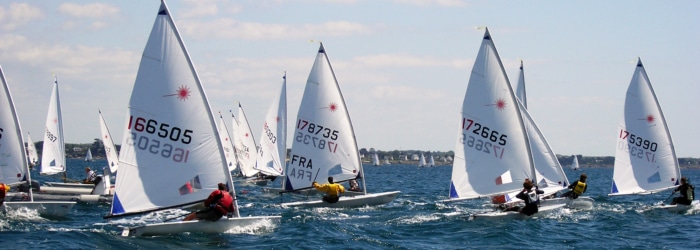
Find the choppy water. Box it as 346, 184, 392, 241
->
2, 158, 700, 249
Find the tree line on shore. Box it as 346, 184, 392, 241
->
29, 141, 700, 168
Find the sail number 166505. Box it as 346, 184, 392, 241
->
462, 118, 507, 146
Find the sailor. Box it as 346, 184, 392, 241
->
562, 173, 588, 199
349, 179, 361, 192
83, 167, 97, 184
671, 177, 695, 205
183, 183, 235, 222
312, 176, 345, 203
0, 183, 9, 205
504, 179, 544, 216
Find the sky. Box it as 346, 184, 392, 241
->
1, 0, 698, 158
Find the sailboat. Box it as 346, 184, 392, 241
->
84, 149, 93, 162
418, 153, 427, 168
232, 103, 262, 183
104, 0, 279, 236
40, 78, 66, 177
0, 65, 75, 217
280, 43, 400, 208
372, 153, 380, 166
609, 58, 691, 210
428, 155, 436, 167
570, 155, 579, 170
505, 60, 592, 209
37, 78, 100, 192
25, 132, 39, 168
217, 113, 237, 172
99, 110, 119, 174
444, 28, 564, 219
253, 74, 287, 179
384, 158, 391, 165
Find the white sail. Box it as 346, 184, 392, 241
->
26, 132, 39, 167
254, 74, 287, 177
217, 113, 237, 172
448, 28, 535, 201
232, 103, 259, 178
84, 149, 93, 162
285, 43, 364, 191
515, 60, 527, 108
99, 110, 119, 173
40, 78, 66, 176
517, 100, 568, 196
109, 0, 236, 217
372, 153, 380, 166
510, 61, 569, 197
0, 66, 28, 185
610, 58, 680, 195
418, 154, 426, 167
1, 65, 75, 216
570, 155, 579, 170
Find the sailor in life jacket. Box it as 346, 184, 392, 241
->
671, 177, 695, 206
563, 173, 588, 199
505, 179, 544, 216
313, 176, 345, 203
0, 183, 10, 205
183, 183, 235, 222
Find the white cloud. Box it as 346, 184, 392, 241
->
180, 0, 219, 18
58, 3, 119, 19
0, 3, 43, 30
180, 19, 372, 40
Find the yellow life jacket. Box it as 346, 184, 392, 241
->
573, 181, 586, 195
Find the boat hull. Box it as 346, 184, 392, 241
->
540, 196, 594, 210
471, 203, 566, 220
121, 215, 282, 237
653, 200, 698, 213
281, 191, 400, 208
2, 201, 76, 217
264, 187, 364, 197
44, 182, 95, 189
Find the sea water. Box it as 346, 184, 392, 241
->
2, 158, 699, 249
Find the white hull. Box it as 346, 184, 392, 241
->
121, 215, 281, 237
264, 187, 365, 197
7, 192, 112, 203
653, 200, 698, 213
38, 186, 95, 195
471, 203, 566, 220
2, 201, 75, 217
540, 196, 594, 210
44, 182, 95, 189
281, 191, 400, 208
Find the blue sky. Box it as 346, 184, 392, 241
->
1, 0, 698, 157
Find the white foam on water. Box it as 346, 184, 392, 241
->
223, 217, 279, 235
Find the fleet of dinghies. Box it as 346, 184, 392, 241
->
0, 66, 76, 217
32, 78, 111, 203
2, 0, 696, 237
